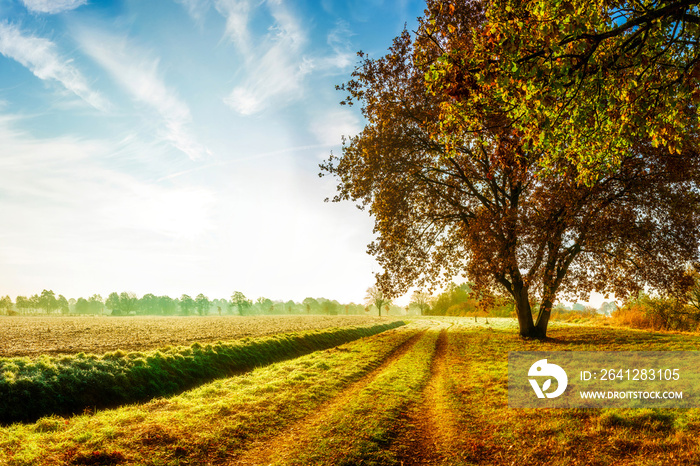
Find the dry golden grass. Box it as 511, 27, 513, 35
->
0, 323, 422, 465
3, 318, 700, 465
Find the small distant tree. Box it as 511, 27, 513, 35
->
159, 295, 177, 315
285, 300, 295, 314
231, 291, 251, 316
29, 294, 40, 313
600, 302, 618, 317
255, 297, 274, 314
195, 294, 210, 316
38, 290, 58, 314
15, 296, 29, 315
0, 296, 12, 315
302, 297, 319, 314
75, 297, 90, 314
0, 295, 11, 314
212, 298, 229, 315
366, 286, 390, 317
118, 292, 138, 315
106, 292, 121, 315
430, 283, 475, 316
139, 293, 159, 315
180, 294, 195, 316
57, 295, 69, 315
319, 298, 340, 315
89, 294, 104, 315
410, 291, 431, 316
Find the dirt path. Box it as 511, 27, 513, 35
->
389, 327, 459, 465
229, 329, 428, 466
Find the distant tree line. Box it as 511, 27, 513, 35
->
0, 290, 406, 317
9, 284, 698, 326
410, 274, 700, 331
407, 282, 619, 320
409, 283, 514, 318
0, 290, 70, 316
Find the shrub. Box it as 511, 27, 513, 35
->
612, 293, 699, 331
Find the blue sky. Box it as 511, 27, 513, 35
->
0, 0, 426, 304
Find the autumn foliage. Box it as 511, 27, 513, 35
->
426, 0, 700, 183
613, 293, 700, 331
324, 0, 700, 338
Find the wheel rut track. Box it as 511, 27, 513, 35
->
390, 326, 454, 465
229, 328, 429, 466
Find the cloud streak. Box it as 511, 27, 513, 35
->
78, 30, 210, 160
221, 0, 313, 115
0, 22, 109, 111
0, 113, 214, 240
0, 113, 216, 297
175, 0, 210, 24
215, 0, 253, 53
217, 2, 355, 116
21, 0, 88, 14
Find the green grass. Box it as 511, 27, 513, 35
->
282, 327, 441, 466
0, 321, 405, 424
3, 319, 700, 465
411, 320, 700, 465
0, 322, 421, 465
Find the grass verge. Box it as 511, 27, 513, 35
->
0, 322, 420, 465
416, 320, 700, 465
0, 321, 405, 424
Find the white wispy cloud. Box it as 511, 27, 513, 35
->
214, 0, 253, 53
217, 2, 355, 116
322, 20, 354, 70
21, 0, 88, 14
0, 113, 216, 297
221, 0, 313, 115
224, 51, 314, 115
0, 22, 109, 111
175, 0, 210, 24
0, 114, 214, 240
77, 29, 210, 160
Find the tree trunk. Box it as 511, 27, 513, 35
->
513, 284, 547, 339
534, 299, 552, 339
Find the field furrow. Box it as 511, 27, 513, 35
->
264, 323, 446, 466
231, 326, 430, 465
0, 321, 406, 424
388, 326, 454, 465
0, 316, 403, 357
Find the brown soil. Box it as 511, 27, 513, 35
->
0, 315, 401, 356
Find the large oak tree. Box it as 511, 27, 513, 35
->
322, 0, 700, 338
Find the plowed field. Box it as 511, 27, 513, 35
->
0, 315, 400, 357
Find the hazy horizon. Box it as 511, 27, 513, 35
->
0, 0, 426, 305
